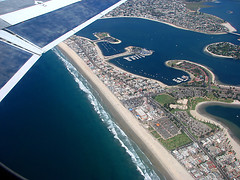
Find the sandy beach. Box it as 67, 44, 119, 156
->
204, 45, 233, 59
102, 16, 230, 35
190, 101, 240, 159
221, 22, 237, 33
58, 42, 193, 180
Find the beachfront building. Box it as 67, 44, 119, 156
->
63, 34, 240, 180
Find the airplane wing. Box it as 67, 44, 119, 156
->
0, 0, 126, 102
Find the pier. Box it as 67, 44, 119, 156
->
104, 51, 135, 60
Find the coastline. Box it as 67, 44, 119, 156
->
204, 45, 233, 59
102, 16, 232, 35
190, 101, 240, 159
165, 59, 215, 84
57, 42, 194, 180
92, 40, 169, 88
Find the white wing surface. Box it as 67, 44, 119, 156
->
0, 0, 126, 102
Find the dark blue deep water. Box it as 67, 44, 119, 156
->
78, 17, 239, 86
0, 50, 155, 179
201, 0, 240, 31
199, 103, 240, 140
0, 0, 240, 179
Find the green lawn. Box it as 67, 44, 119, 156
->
188, 96, 233, 110
155, 94, 176, 105
151, 131, 161, 139
202, 121, 220, 131
158, 132, 192, 151
185, 2, 211, 11
188, 97, 209, 110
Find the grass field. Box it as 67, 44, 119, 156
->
158, 132, 192, 151
185, 2, 211, 11
155, 94, 176, 105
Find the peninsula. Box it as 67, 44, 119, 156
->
59, 33, 240, 179
103, 0, 236, 34
93, 32, 122, 44
104, 46, 153, 61
58, 38, 191, 180
56, 1, 239, 179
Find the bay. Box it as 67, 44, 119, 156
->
78, 17, 240, 86
201, 0, 240, 31
1, 1, 240, 179
198, 103, 240, 141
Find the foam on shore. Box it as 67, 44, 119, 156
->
57, 42, 194, 180
53, 47, 161, 180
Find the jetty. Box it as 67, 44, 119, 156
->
228, 32, 240, 36
104, 46, 153, 61
104, 51, 135, 60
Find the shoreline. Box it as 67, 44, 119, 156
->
190, 101, 240, 159
165, 59, 216, 84
204, 44, 233, 59
92, 40, 169, 88
57, 42, 194, 180
102, 16, 232, 35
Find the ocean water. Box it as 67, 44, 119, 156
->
0, 49, 161, 180
1, 1, 240, 179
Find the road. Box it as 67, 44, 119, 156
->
150, 97, 229, 180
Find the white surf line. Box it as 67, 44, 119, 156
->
42, 0, 127, 52
0, 54, 40, 102
0, 162, 27, 180
0, 0, 81, 26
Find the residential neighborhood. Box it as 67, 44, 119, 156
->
64, 35, 240, 179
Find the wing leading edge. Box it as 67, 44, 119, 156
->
0, 0, 127, 102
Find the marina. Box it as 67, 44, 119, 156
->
1, 0, 240, 178
123, 54, 146, 61
172, 75, 189, 83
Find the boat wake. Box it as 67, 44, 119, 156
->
53, 48, 161, 180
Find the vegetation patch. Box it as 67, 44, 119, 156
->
188, 97, 209, 110
202, 121, 220, 131
151, 131, 161, 139
158, 132, 192, 151
185, 2, 211, 11
154, 94, 176, 106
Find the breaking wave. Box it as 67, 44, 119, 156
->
53, 48, 161, 180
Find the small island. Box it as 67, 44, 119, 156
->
205, 42, 240, 59
93, 32, 121, 44
62, 34, 240, 180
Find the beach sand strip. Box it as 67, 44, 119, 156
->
190, 101, 240, 159
58, 42, 194, 180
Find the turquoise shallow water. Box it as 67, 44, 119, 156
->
0, 50, 160, 179
0, 0, 240, 179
